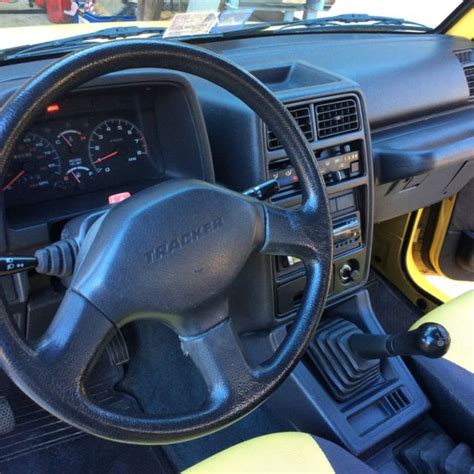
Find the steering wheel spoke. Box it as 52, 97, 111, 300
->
180, 318, 262, 412
35, 291, 114, 392
258, 200, 329, 263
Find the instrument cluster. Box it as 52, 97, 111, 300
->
2, 87, 163, 208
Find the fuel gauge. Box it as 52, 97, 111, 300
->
63, 165, 94, 190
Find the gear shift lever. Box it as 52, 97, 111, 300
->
309, 320, 451, 402
349, 323, 451, 360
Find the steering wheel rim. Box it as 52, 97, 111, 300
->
0, 39, 332, 444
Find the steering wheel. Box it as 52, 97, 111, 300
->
0, 40, 332, 444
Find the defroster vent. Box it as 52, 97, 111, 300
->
315, 98, 360, 139
267, 105, 313, 151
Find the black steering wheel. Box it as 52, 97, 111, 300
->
0, 40, 332, 444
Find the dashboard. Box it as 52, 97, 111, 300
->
0, 32, 472, 338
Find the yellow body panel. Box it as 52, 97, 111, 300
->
183, 432, 335, 474
406, 210, 451, 303
447, 7, 474, 39
428, 196, 457, 277
411, 290, 474, 373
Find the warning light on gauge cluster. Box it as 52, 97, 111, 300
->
108, 192, 131, 205
46, 104, 60, 113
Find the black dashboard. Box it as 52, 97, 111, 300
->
0, 31, 473, 337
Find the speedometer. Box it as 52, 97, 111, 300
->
2, 132, 61, 194
88, 119, 148, 174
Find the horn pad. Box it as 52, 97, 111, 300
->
71, 180, 263, 334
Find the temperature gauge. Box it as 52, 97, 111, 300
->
56, 130, 87, 156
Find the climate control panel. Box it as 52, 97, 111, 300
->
319, 150, 361, 185
268, 141, 363, 203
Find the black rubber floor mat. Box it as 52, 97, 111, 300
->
0, 433, 173, 474
0, 362, 139, 466
366, 270, 421, 334
0, 373, 173, 473
0, 378, 82, 465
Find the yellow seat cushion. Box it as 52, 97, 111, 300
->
411, 290, 474, 373
183, 432, 335, 474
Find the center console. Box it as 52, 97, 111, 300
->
200, 67, 433, 461
264, 94, 373, 319
244, 290, 431, 457
249, 88, 432, 454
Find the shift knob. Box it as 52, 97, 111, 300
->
349, 323, 451, 360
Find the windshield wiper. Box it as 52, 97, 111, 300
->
280, 13, 430, 31
0, 26, 168, 61
207, 13, 430, 40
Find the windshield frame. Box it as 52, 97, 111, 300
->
432, 0, 473, 33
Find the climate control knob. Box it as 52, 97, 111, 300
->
339, 263, 360, 283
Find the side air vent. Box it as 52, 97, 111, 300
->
463, 65, 474, 99
267, 105, 313, 151
315, 98, 360, 139
455, 49, 473, 64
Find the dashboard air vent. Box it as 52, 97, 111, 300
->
463, 65, 474, 99
455, 49, 473, 64
315, 98, 359, 139
267, 105, 313, 151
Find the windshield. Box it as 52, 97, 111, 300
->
0, 0, 464, 50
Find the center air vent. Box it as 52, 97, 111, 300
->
267, 105, 313, 151
315, 98, 360, 139
463, 65, 474, 99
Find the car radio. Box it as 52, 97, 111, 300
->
333, 212, 362, 256
277, 209, 362, 274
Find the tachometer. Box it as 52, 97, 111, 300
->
88, 119, 148, 174
2, 132, 61, 194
